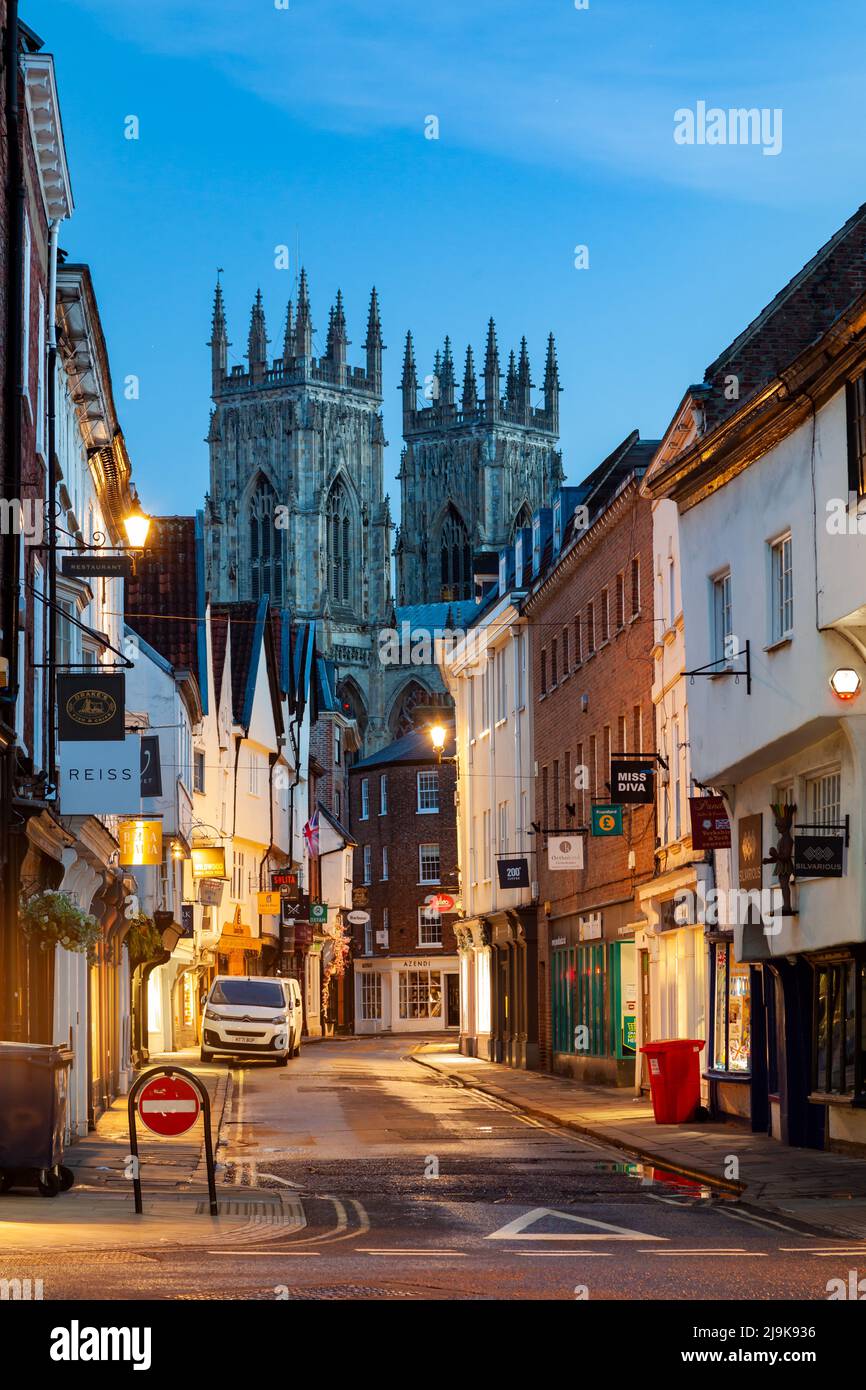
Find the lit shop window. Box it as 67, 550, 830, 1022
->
713, 943, 751, 1073
398, 969, 443, 1020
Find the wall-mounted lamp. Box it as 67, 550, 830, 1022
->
830, 668, 862, 701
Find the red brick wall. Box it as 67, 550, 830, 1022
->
526, 483, 656, 1068
348, 754, 458, 959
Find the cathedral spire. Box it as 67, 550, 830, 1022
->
401, 330, 417, 429
432, 348, 442, 406
208, 276, 229, 392
543, 331, 561, 431
247, 288, 269, 382
282, 298, 294, 363
326, 289, 349, 378
295, 267, 313, 359
440, 337, 455, 407
483, 317, 500, 421
517, 336, 533, 418
505, 349, 518, 406
363, 287, 383, 393
462, 344, 477, 413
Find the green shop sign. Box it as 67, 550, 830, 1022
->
309, 901, 328, 925
591, 804, 623, 837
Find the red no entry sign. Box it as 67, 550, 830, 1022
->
137, 1073, 201, 1137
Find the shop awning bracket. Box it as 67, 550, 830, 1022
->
795, 815, 849, 848
685, 640, 751, 695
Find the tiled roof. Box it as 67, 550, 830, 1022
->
125, 516, 200, 680
395, 600, 479, 631
211, 599, 262, 729
702, 200, 866, 431
351, 724, 454, 770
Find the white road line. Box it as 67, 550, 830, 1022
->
720, 1206, 803, 1234
638, 1248, 767, 1257
514, 1251, 613, 1258
256, 1172, 304, 1188
356, 1249, 468, 1256
779, 1248, 866, 1257
206, 1250, 320, 1257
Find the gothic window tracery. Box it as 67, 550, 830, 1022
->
249, 476, 282, 601
439, 503, 471, 601
327, 477, 354, 611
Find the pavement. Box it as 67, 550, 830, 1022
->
412, 1043, 866, 1240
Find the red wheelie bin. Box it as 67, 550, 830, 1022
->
639, 1038, 705, 1123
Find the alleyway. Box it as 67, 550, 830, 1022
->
0, 1039, 859, 1301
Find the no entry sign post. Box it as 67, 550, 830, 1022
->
127, 1065, 218, 1216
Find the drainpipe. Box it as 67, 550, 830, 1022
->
46, 216, 60, 793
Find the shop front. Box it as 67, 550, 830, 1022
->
549, 905, 639, 1087
705, 931, 752, 1122
354, 954, 460, 1034
636, 870, 709, 1102
454, 920, 492, 1058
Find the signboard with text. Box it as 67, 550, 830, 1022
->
794, 835, 844, 879
61, 553, 132, 582
610, 759, 655, 805
58, 674, 125, 743
547, 836, 584, 871
191, 846, 227, 879
591, 805, 623, 837
140, 735, 163, 798
257, 890, 282, 915
689, 796, 731, 850
738, 814, 763, 890
59, 735, 141, 815
497, 857, 530, 889
118, 819, 163, 867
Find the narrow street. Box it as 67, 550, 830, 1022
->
0, 1038, 859, 1301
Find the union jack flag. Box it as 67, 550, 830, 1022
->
303, 809, 320, 858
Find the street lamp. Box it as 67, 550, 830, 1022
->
830, 668, 861, 701
429, 723, 447, 762
123, 505, 151, 552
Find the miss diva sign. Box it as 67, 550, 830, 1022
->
609, 758, 655, 805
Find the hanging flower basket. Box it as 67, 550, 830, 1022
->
19, 891, 101, 956
125, 912, 164, 966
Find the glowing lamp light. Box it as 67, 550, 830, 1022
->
830, 668, 862, 701
123, 506, 151, 550
429, 723, 447, 752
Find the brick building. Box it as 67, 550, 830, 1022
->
348, 724, 460, 1033
524, 431, 658, 1085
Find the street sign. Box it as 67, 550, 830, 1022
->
127, 1066, 217, 1217
794, 834, 844, 878
610, 759, 654, 805
689, 795, 731, 849
347, 909, 370, 925
497, 857, 530, 890
137, 1073, 200, 1136
591, 805, 623, 837
61, 553, 132, 581
58, 673, 126, 742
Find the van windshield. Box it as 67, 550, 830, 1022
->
210, 980, 285, 1008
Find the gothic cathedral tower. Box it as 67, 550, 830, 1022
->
204, 274, 392, 734
396, 321, 564, 604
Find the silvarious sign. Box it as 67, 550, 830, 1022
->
191, 845, 227, 879
794, 834, 844, 879
547, 835, 584, 871
497, 857, 530, 889
689, 795, 731, 849
610, 759, 655, 805
58, 673, 125, 742
591, 805, 623, 837
118, 818, 163, 867
59, 735, 142, 815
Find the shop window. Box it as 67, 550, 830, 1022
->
712, 942, 751, 1073
806, 768, 841, 834
399, 969, 443, 1020
360, 972, 382, 1020
813, 958, 866, 1098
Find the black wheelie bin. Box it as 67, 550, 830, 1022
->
0, 1041, 75, 1197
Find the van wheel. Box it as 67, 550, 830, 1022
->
292, 1039, 301, 1059
274, 1053, 288, 1067
200, 1047, 213, 1063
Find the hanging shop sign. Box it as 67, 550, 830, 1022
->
59, 734, 142, 815
794, 834, 844, 879
180, 904, 194, 937
198, 878, 224, 907
548, 835, 584, 871
58, 673, 126, 743
118, 818, 163, 867
609, 759, 655, 805
352, 886, 370, 907
591, 805, 623, 837
257, 890, 282, 915
61, 553, 132, 581
271, 869, 300, 898
309, 901, 329, 925
281, 895, 310, 923
497, 856, 530, 889
347, 909, 371, 925
738, 814, 763, 890
689, 795, 731, 850
191, 845, 227, 879
140, 735, 162, 797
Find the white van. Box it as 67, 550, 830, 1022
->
200, 975, 302, 1066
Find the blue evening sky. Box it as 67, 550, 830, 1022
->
26, 0, 866, 518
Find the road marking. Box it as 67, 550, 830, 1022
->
486, 1207, 664, 1242
206, 1250, 320, 1257
638, 1248, 767, 1256
720, 1206, 803, 1234
356, 1249, 468, 1257
514, 1251, 612, 1258
256, 1172, 304, 1189
779, 1247, 866, 1256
